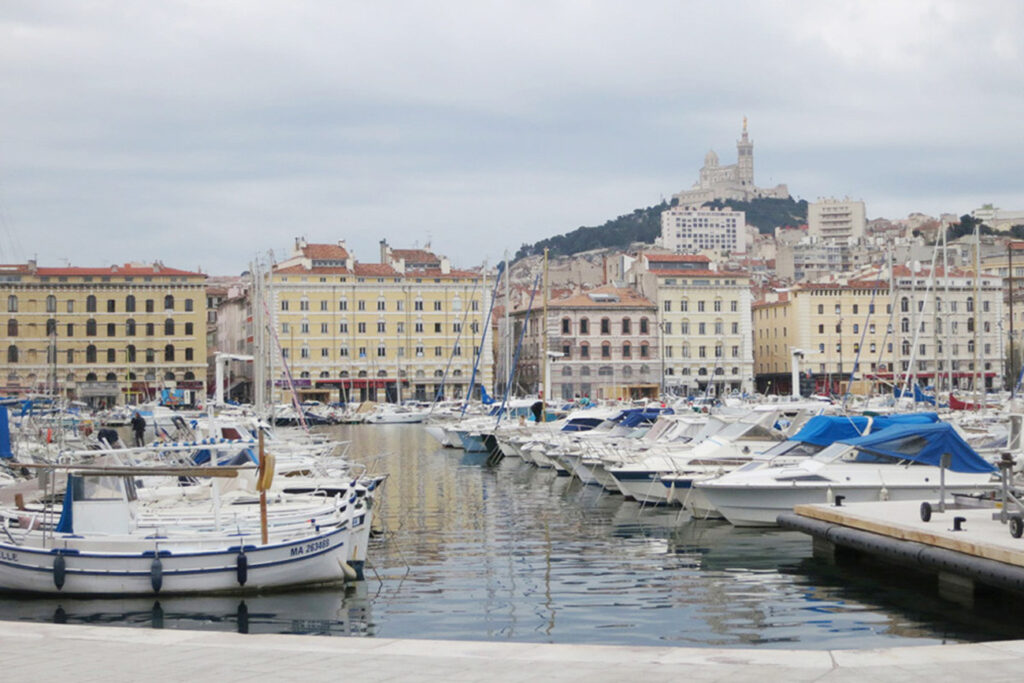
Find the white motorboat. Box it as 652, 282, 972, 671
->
695, 421, 999, 527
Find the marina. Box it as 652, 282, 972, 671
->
3, 420, 1024, 651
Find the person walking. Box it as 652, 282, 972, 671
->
131, 411, 146, 447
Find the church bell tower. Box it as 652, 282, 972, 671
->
736, 116, 754, 186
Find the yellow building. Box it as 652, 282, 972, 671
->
1, 261, 208, 406
631, 253, 755, 395
268, 239, 491, 403
753, 265, 1005, 396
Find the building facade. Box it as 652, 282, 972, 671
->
631, 253, 754, 395
268, 239, 491, 404
753, 266, 1006, 395
807, 197, 866, 244
1, 261, 208, 406
510, 285, 660, 401
659, 205, 747, 257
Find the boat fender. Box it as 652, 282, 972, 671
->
150, 557, 164, 593
53, 554, 66, 590
339, 559, 358, 581
236, 552, 248, 586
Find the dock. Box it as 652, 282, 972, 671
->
4, 620, 1024, 681
780, 500, 1024, 599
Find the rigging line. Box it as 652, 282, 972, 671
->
495, 271, 543, 430
432, 278, 481, 404
462, 262, 504, 417
261, 296, 308, 432
842, 274, 883, 415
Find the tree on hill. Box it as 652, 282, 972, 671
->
514, 201, 672, 260
945, 214, 993, 242
703, 196, 808, 234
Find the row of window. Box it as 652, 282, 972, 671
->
6, 294, 194, 313
663, 300, 740, 313
758, 340, 992, 358
664, 366, 742, 376
559, 341, 652, 359
559, 365, 653, 377
281, 321, 478, 335
663, 321, 739, 335
6, 371, 196, 383
561, 317, 652, 335
6, 344, 193, 363
281, 344, 475, 359
662, 345, 741, 359
810, 296, 991, 317
5, 319, 193, 337
281, 299, 479, 312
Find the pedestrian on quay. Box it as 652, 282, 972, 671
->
131, 411, 146, 447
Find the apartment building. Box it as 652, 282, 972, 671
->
659, 205, 747, 257
807, 197, 866, 244
631, 253, 754, 395
1, 261, 207, 406
509, 284, 659, 401
268, 239, 490, 403
753, 266, 1005, 395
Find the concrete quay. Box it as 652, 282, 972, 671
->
4, 621, 1024, 682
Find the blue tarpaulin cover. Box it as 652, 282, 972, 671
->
838, 422, 996, 473
791, 413, 940, 446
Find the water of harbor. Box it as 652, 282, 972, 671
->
2, 423, 1024, 648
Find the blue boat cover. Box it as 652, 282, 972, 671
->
561, 416, 606, 432
791, 413, 940, 447
615, 408, 674, 428
838, 422, 995, 473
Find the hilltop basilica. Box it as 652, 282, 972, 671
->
672, 119, 789, 206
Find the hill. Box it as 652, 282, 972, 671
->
514, 196, 808, 260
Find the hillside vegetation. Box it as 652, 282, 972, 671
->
515, 196, 808, 260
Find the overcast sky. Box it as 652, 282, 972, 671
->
1, 1, 1022, 275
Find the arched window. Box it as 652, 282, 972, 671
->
105, 372, 117, 382
85, 372, 97, 382
106, 299, 116, 313
640, 341, 650, 358
164, 344, 175, 361
580, 342, 590, 359
184, 322, 193, 335
580, 366, 591, 376
46, 319, 56, 336
164, 371, 176, 381
600, 317, 611, 334
902, 340, 911, 355
164, 294, 175, 310
900, 317, 910, 333
640, 317, 649, 335
86, 295, 96, 312
126, 345, 136, 363
598, 365, 613, 376
6, 319, 16, 336
86, 319, 97, 336
7, 295, 17, 312
46, 295, 56, 312
622, 365, 633, 377
146, 349, 155, 363
106, 349, 115, 363
106, 323, 116, 336
146, 323, 154, 336
144, 371, 156, 382
6, 345, 17, 363
579, 318, 589, 335
86, 345, 97, 363
900, 297, 909, 313
967, 318, 975, 333
621, 317, 631, 334
561, 365, 573, 376
125, 319, 136, 336
125, 295, 136, 312
561, 317, 571, 334
622, 342, 632, 358
165, 318, 175, 335
966, 297, 974, 312
601, 341, 611, 358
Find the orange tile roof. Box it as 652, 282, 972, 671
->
353, 263, 400, 277
301, 243, 349, 260
391, 248, 438, 263
651, 268, 748, 278
644, 253, 711, 263
273, 265, 352, 275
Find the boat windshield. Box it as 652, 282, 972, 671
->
759, 439, 824, 459
716, 420, 784, 442
811, 442, 855, 463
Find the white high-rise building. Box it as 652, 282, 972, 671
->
807, 198, 866, 244
659, 205, 746, 256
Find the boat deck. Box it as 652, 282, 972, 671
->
4, 620, 1024, 681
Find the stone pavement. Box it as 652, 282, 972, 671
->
3, 620, 1024, 682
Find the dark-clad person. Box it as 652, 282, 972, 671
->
130, 411, 146, 447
